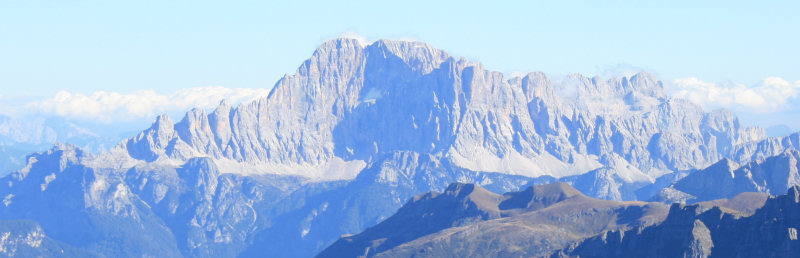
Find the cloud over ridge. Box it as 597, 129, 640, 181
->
15, 76, 800, 129
670, 77, 800, 113
26, 87, 268, 122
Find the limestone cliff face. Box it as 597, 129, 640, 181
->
1, 38, 799, 257
116, 38, 775, 185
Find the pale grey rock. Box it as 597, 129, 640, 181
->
0, 220, 93, 257
110, 38, 780, 186
3, 37, 800, 258
0, 144, 183, 257
0, 115, 127, 176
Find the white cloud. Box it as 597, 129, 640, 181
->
26, 87, 269, 122
505, 71, 529, 78
338, 31, 370, 47
596, 63, 654, 79
669, 77, 800, 113
332, 31, 422, 47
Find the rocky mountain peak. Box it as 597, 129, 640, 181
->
519, 71, 555, 101
10, 143, 86, 182
443, 182, 475, 197
499, 182, 584, 210
108, 37, 794, 188
6, 37, 800, 258
629, 71, 666, 98
442, 183, 503, 212
366, 39, 449, 74
309, 38, 365, 63
152, 114, 174, 132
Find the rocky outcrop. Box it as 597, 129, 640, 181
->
0, 220, 92, 257
562, 204, 717, 258
562, 186, 800, 257
3, 38, 800, 257
654, 149, 800, 203
498, 182, 584, 210
111, 38, 778, 186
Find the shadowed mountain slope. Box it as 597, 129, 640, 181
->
319, 182, 669, 257
654, 149, 800, 203
562, 186, 800, 257
2, 38, 799, 257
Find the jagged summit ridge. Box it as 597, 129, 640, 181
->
86, 39, 780, 182
101, 37, 778, 182
3, 38, 800, 257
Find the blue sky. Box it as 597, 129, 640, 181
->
1, 0, 799, 129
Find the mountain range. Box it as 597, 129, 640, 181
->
1, 38, 799, 257
321, 181, 797, 257
319, 182, 669, 257
0, 114, 139, 176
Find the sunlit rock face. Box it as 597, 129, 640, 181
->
114, 38, 773, 184
0, 38, 798, 257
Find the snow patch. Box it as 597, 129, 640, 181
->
213, 157, 366, 182
446, 148, 602, 178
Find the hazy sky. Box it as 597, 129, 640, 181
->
1, 0, 799, 129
